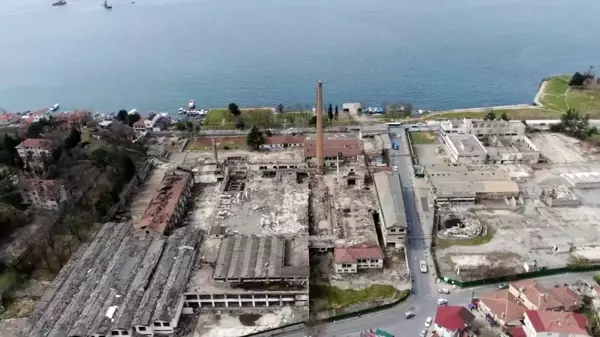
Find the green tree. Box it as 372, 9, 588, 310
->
334, 105, 339, 120
116, 109, 128, 121
246, 126, 265, 150
327, 104, 333, 123
64, 127, 81, 149
0, 173, 22, 208
126, 113, 141, 127
275, 104, 284, 113
484, 111, 496, 121
0, 134, 20, 167
228, 103, 241, 117
27, 122, 44, 138
500, 112, 509, 121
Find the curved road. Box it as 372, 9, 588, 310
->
267, 127, 447, 337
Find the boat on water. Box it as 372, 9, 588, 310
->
50, 103, 59, 112
52, 0, 66, 6
188, 100, 196, 110
103, 0, 112, 9
178, 108, 186, 115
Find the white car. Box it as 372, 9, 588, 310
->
420, 260, 428, 273
425, 317, 433, 327
438, 288, 450, 294
420, 329, 427, 337
405, 311, 415, 319
393, 166, 398, 171
437, 298, 448, 305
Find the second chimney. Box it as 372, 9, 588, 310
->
316, 81, 324, 175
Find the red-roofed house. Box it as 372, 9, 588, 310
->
478, 289, 527, 327
16, 138, 57, 168
523, 310, 590, 337
434, 306, 475, 337
260, 135, 305, 150
509, 280, 581, 312
135, 170, 193, 236
512, 327, 526, 337
333, 245, 384, 273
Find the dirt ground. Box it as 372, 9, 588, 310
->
185, 136, 247, 151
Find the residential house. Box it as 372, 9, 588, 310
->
434, 306, 475, 337
333, 245, 384, 274
133, 119, 147, 132
15, 138, 57, 167
509, 280, 581, 312
523, 310, 590, 337
19, 179, 70, 210
259, 135, 305, 150
478, 289, 527, 327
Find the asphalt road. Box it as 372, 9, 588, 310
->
265, 127, 597, 337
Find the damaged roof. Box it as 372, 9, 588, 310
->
28, 222, 202, 337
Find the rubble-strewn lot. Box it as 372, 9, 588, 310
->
416, 132, 600, 281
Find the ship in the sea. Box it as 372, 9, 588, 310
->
52, 0, 67, 6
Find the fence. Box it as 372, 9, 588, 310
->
148, 126, 357, 138
243, 291, 411, 337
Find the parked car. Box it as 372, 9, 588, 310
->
393, 165, 398, 171
425, 317, 433, 327
405, 311, 415, 319
498, 283, 509, 289
420, 329, 427, 337
437, 298, 448, 305
438, 288, 450, 294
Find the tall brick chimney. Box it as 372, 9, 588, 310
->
316, 81, 325, 174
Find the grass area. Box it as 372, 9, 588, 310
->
421, 75, 600, 121
582, 296, 600, 336
312, 284, 406, 310
540, 76, 600, 114
203, 109, 358, 129
593, 275, 600, 284
409, 131, 438, 144
423, 107, 565, 121
436, 228, 495, 249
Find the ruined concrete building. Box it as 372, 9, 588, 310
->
135, 170, 193, 236
373, 172, 407, 249
18, 178, 70, 210
27, 222, 201, 337
303, 138, 362, 167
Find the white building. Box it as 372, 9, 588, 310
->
440, 118, 526, 138
342, 103, 362, 115
523, 311, 590, 337
441, 134, 488, 164
333, 246, 384, 274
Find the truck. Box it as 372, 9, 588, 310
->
392, 139, 400, 150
